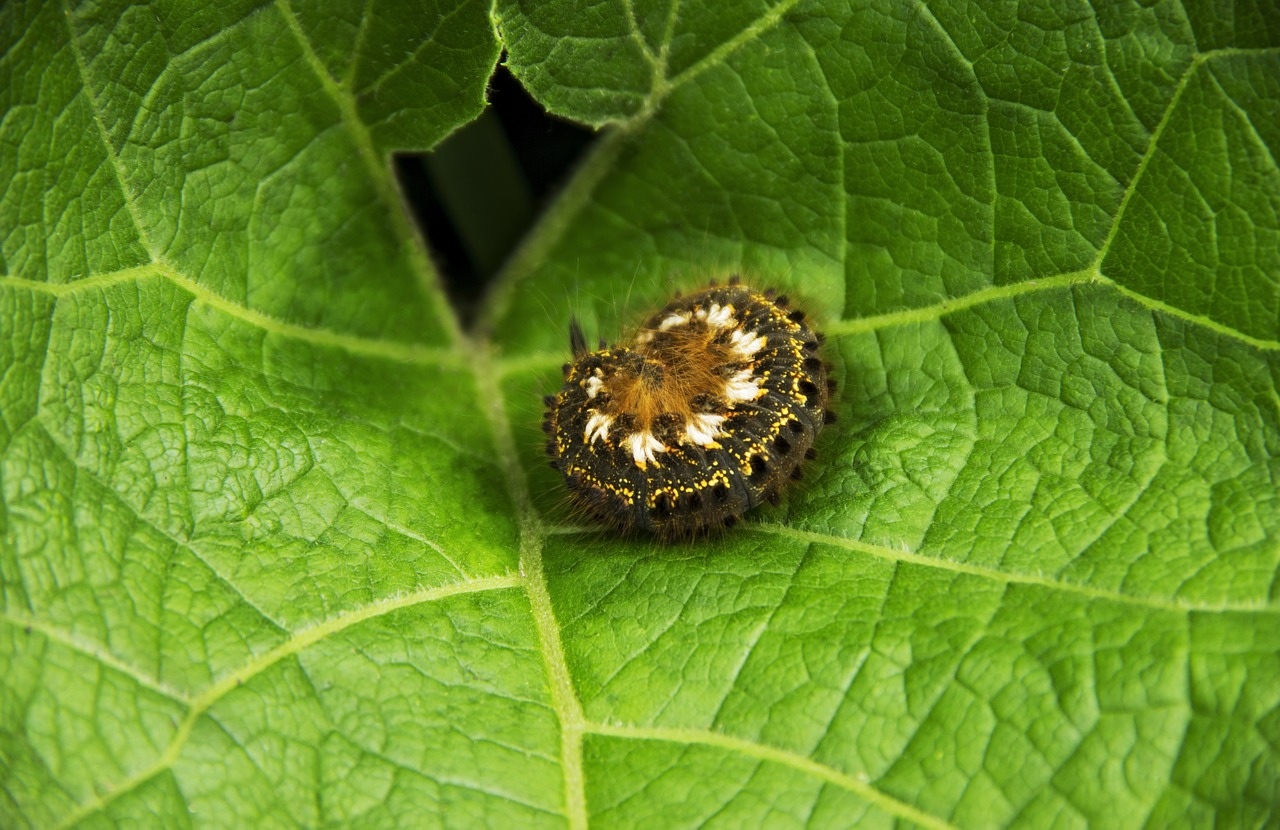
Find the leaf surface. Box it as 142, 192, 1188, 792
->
2, 1, 1278, 828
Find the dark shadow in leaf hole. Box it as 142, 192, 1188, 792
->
395, 63, 597, 328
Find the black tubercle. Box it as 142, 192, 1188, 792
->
569, 318, 588, 357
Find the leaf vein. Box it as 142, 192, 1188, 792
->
708, 545, 810, 730
1092, 50, 1201, 274
587, 721, 959, 830
0, 612, 190, 702
656, 0, 804, 112
46, 574, 523, 830
358, 2, 466, 99
1205, 57, 1280, 176
750, 524, 1279, 614
31, 420, 292, 631
272, 0, 459, 342
0, 268, 463, 365
474, 347, 589, 829
57, 0, 157, 260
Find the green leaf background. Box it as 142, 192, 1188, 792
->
2, 0, 1278, 827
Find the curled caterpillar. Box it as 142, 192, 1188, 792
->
543, 276, 835, 539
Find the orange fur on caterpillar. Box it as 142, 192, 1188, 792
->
542, 276, 835, 539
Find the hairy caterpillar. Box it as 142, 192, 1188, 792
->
543, 276, 834, 539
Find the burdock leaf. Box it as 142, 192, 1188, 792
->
3, 1, 1277, 828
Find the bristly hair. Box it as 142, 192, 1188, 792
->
568, 317, 588, 358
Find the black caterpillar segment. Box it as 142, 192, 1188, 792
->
543, 277, 833, 539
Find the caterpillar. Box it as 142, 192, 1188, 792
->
543, 276, 834, 539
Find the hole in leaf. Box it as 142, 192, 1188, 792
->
396, 63, 596, 326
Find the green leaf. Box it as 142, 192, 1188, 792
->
3, 1, 1278, 829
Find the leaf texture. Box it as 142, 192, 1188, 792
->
2, 1, 1278, 828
